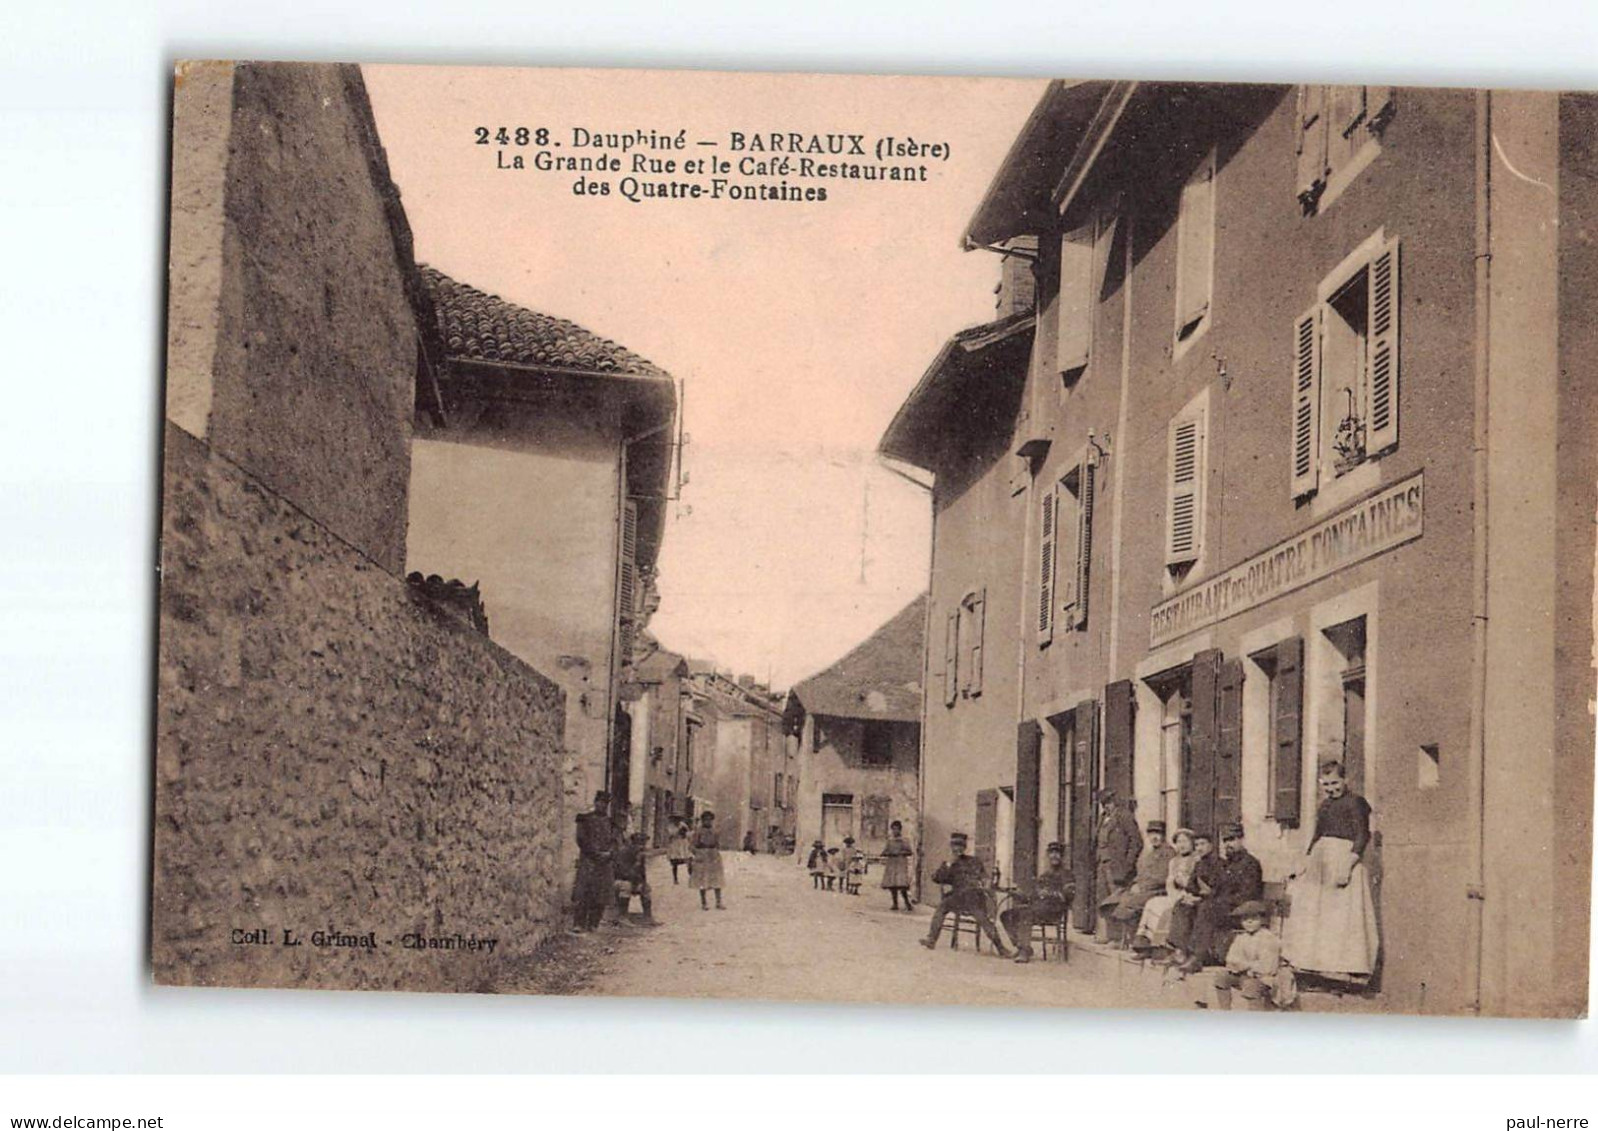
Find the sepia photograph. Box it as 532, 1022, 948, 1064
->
150, 59, 1595, 1022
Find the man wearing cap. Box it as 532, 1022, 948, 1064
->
1185, 821, 1264, 970
571, 790, 616, 932
1094, 790, 1142, 942
919, 832, 1012, 956
1212, 900, 1286, 1010
1000, 841, 1075, 963
1107, 821, 1175, 946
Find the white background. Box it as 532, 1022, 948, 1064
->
2, 0, 1596, 1076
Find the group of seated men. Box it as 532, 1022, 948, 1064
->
915, 803, 1266, 974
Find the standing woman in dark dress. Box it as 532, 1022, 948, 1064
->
1283, 760, 1380, 977
693, 810, 726, 911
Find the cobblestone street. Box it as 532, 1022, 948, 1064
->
578, 852, 1203, 1011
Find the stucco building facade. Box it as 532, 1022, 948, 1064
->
882, 81, 1595, 1017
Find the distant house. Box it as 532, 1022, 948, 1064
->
675, 664, 788, 851
785, 596, 925, 859
627, 646, 690, 846
407, 267, 677, 840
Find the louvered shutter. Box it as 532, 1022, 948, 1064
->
1366, 237, 1401, 455
1037, 487, 1058, 644
1185, 649, 1222, 836
974, 789, 999, 876
1071, 698, 1101, 931
943, 611, 959, 707
1215, 658, 1245, 828
1165, 408, 1205, 566
1291, 305, 1323, 498
1057, 225, 1094, 375
1176, 158, 1215, 333
1271, 636, 1305, 827
966, 589, 986, 697
1014, 721, 1043, 894
1296, 85, 1330, 211
1072, 462, 1095, 629
1057, 477, 1079, 617
618, 500, 639, 662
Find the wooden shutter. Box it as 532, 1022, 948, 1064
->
1291, 304, 1323, 498
1327, 84, 1366, 171
1176, 155, 1215, 334
1103, 679, 1135, 804
1072, 462, 1095, 629
974, 789, 999, 876
1366, 237, 1401, 456
943, 611, 959, 707
1013, 721, 1043, 894
1057, 475, 1080, 617
1185, 649, 1222, 836
1215, 658, 1245, 829
1271, 636, 1305, 827
1071, 698, 1101, 932
1365, 85, 1395, 132
966, 589, 986, 697
1057, 225, 1094, 375
1165, 406, 1205, 566
1296, 84, 1330, 211
618, 500, 639, 661
1037, 487, 1058, 644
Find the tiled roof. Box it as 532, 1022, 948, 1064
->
418, 265, 668, 377
789, 595, 927, 723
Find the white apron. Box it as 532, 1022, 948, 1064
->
1282, 836, 1379, 976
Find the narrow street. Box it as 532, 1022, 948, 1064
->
580, 852, 1186, 1011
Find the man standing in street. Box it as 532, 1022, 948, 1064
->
1000, 840, 1075, 963
1094, 790, 1142, 942
1184, 821, 1264, 971
571, 790, 616, 932
919, 831, 1012, 957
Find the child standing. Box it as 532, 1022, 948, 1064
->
807, 839, 828, 889
692, 811, 726, 911
879, 820, 914, 910
666, 822, 693, 885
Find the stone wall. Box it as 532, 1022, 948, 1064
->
153, 425, 566, 993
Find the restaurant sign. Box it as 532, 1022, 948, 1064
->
1150, 472, 1423, 648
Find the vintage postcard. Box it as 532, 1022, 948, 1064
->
153, 62, 1595, 1018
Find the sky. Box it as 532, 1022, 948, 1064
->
365, 66, 1046, 687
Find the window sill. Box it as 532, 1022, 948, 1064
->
1306, 458, 1381, 520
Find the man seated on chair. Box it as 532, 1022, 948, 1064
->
919, 832, 1012, 957
1000, 840, 1075, 964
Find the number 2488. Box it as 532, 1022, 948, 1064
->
475, 127, 549, 146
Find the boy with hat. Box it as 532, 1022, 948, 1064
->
919, 832, 1012, 956
1000, 840, 1075, 962
1212, 899, 1290, 1010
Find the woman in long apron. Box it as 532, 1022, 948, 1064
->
1282, 760, 1380, 978
692, 810, 726, 911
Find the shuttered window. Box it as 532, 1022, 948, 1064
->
1215, 658, 1245, 829
1296, 84, 1329, 213
1165, 402, 1207, 568
1185, 649, 1223, 837
1295, 85, 1396, 215
1175, 151, 1215, 341
1013, 721, 1043, 893
1070, 697, 1101, 933
962, 589, 986, 698
1292, 235, 1400, 499
1270, 636, 1305, 827
1037, 487, 1058, 645
943, 610, 959, 707
1057, 223, 1095, 377
617, 500, 639, 662
1054, 461, 1095, 630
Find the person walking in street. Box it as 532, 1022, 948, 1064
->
879, 820, 915, 910
918, 831, 1012, 957
1000, 840, 1075, 963
1282, 760, 1380, 980
693, 810, 726, 910
571, 790, 615, 932
666, 822, 693, 885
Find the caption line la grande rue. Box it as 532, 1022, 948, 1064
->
473, 125, 952, 203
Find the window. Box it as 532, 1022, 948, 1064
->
861, 720, 894, 766
1056, 222, 1095, 379
1292, 234, 1400, 499
773, 772, 783, 809
1057, 460, 1095, 631
943, 609, 959, 707
861, 795, 891, 841
960, 589, 986, 698
683, 718, 700, 777
1174, 151, 1216, 345
1157, 682, 1189, 831
617, 500, 639, 661
1249, 637, 1304, 827
1165, 396, 1208, 574
1297, 85, 1394, 215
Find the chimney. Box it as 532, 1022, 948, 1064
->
995, 235, 1038, 318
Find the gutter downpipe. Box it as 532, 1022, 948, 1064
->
1465, 89, 1493, 1015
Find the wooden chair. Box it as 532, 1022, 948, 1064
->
943, 887, 996, 951
1031, 903, 1072, 962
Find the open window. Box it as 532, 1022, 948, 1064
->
1297, 85, 1395, 216
1165, 395, 1209, 577
1174, 150, 1216, 346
